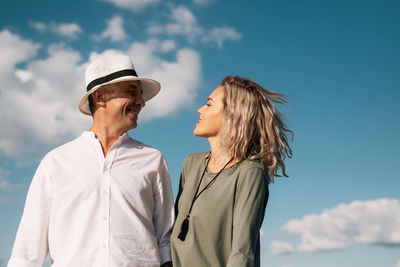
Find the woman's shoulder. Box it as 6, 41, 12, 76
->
237, 159, 265, 172
235, 159, 268, 186
183, 151, 209, 166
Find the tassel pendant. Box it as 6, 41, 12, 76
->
177, 216, 190, 241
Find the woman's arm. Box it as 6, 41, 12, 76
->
226, 167, 269, 267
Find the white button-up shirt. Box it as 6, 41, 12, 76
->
8, 131, 174, 267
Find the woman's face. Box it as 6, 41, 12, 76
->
194, 86, 225, 139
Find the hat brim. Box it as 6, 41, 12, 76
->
78, 76, 161, 115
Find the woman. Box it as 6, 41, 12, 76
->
171, 76, 293, 267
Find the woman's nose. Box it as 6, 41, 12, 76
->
197, 105, 205, 114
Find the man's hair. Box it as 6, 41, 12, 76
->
88, 84, 115, 115
219, 75, 293, 183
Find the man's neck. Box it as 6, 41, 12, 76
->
89, 123, 126, 157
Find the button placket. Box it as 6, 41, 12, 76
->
104, 143, 119, 267
102, 155, 112, 267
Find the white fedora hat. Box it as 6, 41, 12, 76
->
78, 53, 161, 115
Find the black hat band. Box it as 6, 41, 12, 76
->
86, 69, 138, 91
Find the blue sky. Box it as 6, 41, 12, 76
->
0, 0, 399, 266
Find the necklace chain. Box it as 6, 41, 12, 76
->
177, 155, 234, 241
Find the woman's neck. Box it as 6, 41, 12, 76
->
207, 137, 237, 173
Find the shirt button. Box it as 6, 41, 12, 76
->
103, 216, 107, 221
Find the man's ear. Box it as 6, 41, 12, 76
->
92, 90, 107, 107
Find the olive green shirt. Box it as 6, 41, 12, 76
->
171, 152, 269, 267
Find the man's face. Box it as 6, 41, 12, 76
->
104, 80, 145, 131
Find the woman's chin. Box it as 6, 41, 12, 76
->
193, 129, 203, 137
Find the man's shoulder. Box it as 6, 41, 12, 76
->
123, 136, 165, 159
44, 135, 86, 160
125, 137, 159, 151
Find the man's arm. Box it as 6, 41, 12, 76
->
8, 159, 52, 267
152, 156, 175, 266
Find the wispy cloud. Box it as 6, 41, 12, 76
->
148, 5, 241, 47
270, 241, 295, 255
193, 0, 215, 5
29, 21, 47, 32
151, 5, 203, 43
95, 15, 127, 42
202, 26, 242, 48
52, 23, 82, 39
29, 21, 83, 39
0, 168, 11, 190
0, 167, 22, 190
101, 0, 160, 11
271, 198, 400, 254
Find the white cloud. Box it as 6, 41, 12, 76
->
193, 0, 214, 5
160, 40, 176, 53
0, 168, 20, 190
101, 0, 160, 11
147, 6, 203, 43
52, 23, 82, 39
271, 198, 400, 254
148, 6, 241, 47
0, 30, 40, 82
29, 21, 82, 39
15, 69, 34, 83
127, 39, 201, 120
202, 26, 242, 48
29, 21, 47, 32
270, 241, 295, 255
0, 168, 11, 189
147, 25, 163, 35
0, 30, 201, 162
165, 6, 203, 42
0, 31, 91, 161
96, 15, 127, 42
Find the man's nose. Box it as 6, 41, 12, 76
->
137, 95, 145, 108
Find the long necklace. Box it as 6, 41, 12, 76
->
177, 155, 234, 241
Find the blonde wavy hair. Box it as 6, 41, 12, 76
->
220, 76, 293, 183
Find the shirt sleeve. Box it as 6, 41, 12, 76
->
8, 158, 52, 267
226, 167, 269, 267
152, 155, 175, 265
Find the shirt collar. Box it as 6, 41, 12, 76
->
81, 131, 131, 144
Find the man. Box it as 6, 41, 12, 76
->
8, 54, 174, 267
